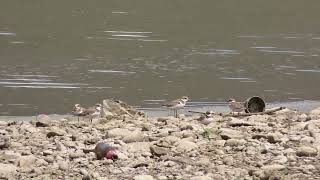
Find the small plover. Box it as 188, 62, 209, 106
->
227, 98, 245, 115
162, 96, 189, 118
72, 104, 85, 121
80, 103, 102, 123
197, 111, 215, 125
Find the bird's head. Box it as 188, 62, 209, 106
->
181, 96, 189, 102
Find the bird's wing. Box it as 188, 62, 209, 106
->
79, 108, 95, 116
234, 102, 246, 109
162, 99, 180, 107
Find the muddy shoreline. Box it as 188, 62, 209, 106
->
1, 101, 320, 179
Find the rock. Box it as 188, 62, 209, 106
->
273, 155, 288, 164
228, 118, 252, 127
34, 114, 51, 127
190, 176, 213, 180
59, 161, 69, 171
266, 133, 284, 143
102, 99, 143, 118
150, 145, 168, 156
46, 127, 66, 138
0, 137, 10, 149
300, 136, 314, 145
296, 146, 318, 157
84, 137, 100, 145
157, 176, 168, 180
44, 156, 55, 163
0, 121, 7, 126
298, 114, 308, 122
0, 163, 17, 175
19, 123, 39, 133
122, 130, 144, 143
219, 128, 244, 140
175, 140, 198, 152
56, 141, 67, 151
261, 164, 286, 171
35, 158, 49, 166
18, 155, 36, 169
43, 150, 53, 156
310, 107, 320, 115
225, 139, 246, 147
106, 128, 131, 138
69, 151, 85, 159
222, 156, 234, 165
212, 140, 226, 147
133, 175, 154, 180
80, 168, 89, 176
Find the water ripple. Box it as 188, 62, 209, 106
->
0, 32, 16, 36
88, 70, 136, 74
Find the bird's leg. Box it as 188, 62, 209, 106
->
78, 116, 79, 122
176, 110, 179, 118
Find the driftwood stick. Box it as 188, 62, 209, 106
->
223, 107, 285, 117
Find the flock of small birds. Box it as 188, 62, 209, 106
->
72, 103, 102, 123
72, 96, 244, 124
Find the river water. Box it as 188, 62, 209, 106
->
1, 1, 320, 115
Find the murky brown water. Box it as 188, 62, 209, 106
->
1, 1, 320, 115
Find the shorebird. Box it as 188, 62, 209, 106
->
227, 98, 245, 115
162, 96, 189, 118
197, 111, 215, 125
81, 103, 102, 123
72, 104, 85, 121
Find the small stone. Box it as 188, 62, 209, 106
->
298, 114, 308, 122
43, 150, 53, 156
222, 156, 234, 165
228, 118, 252, 127
150, 145, 168, 156
219, 128, 244, 140
310, 107, 320, 115
106, 128, 131, 138
0, 137, 10, 149
175, 140, 198, 152
261, 164, 286, 171
80, 168, 89, 176
59, 161, 69, 171
69, 152, 84, 159
18, 155, 36, 169
273, 155, 288, 164
35, 158, 49, 166
225, 139, 246, 147
133, 175, 154, 180
190, 176, 213, 180
164, 160, 176, 167
44, 156, 55, 163
296, 146, 318, 157
47, 129, 65, 138
34, 115, 51, 127
122, 130, 144, 143
157, 176, 168, 180
266, 133, 283, 143
0, 163, 17, 175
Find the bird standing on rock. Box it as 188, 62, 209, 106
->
72, 103, 102, 123
227, 98, 245, 115
81, 103, 102, 123
162, 96, 189, 118
197, 111, 215, 125
72, 104, 85, 121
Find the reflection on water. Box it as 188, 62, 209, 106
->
1, 0, 320, 115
